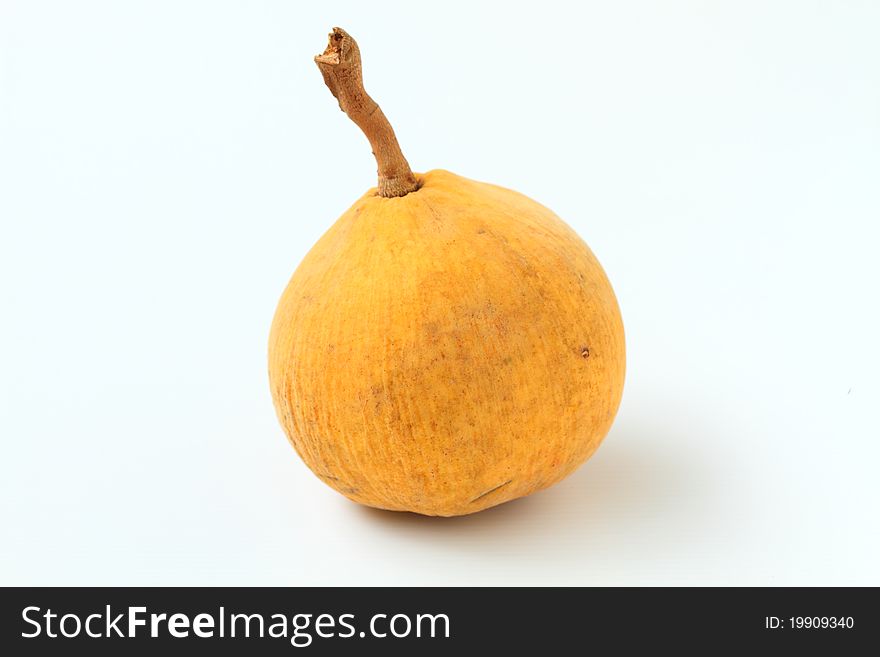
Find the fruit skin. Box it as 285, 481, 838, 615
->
269, 169, 625, 516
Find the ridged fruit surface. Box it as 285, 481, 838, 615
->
269, 169, 625, 516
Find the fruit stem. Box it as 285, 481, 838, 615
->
314, 27, 420, 198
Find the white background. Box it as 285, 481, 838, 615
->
2, 1, 879, 586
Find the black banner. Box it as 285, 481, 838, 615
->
0, 587, 874, 654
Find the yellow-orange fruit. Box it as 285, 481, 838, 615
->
269, 169, 625, 516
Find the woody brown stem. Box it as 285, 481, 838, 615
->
314, 28, 420, 198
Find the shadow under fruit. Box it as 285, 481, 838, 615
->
268, 28, 625, 516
